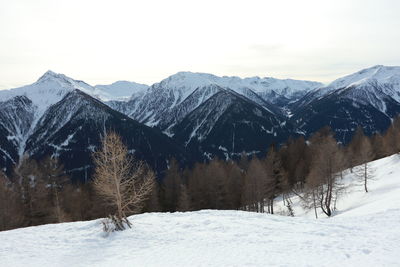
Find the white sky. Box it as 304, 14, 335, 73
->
1, 0, 400, 89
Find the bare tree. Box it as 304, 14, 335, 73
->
163, 158, 182, 212
348, 126, 366, 167
305, 128, 346, 217
242, 157, 267, 212
14, 155, 51, 226
187, 163, 207, 210
384, 120, 400, 155
93, 131, 155, 229
39, 156, 70, 223
223, 161, 244, 210
177, 184, 191, 211
144, 181, 162, 212
281, 136, 310, 187
0, 172, 24, 231
61, 183, 95, 221
264, 145, 288, 214
204, 158, 230, 209
354, 136, 375, 192
392, 116, 400, 153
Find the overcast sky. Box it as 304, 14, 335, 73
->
1, 0, 400, 89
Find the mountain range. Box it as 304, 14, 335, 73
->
1, 65, 400, 181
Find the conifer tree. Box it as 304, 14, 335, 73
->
163, 158, 182, 212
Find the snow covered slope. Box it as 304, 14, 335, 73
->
293, 65, 400, 113
329, 65, 400, 92
1, 154, 399, 267
275, 154, 400, 219
172, 89, 291, 159
0, 96, 35, 172
0, 71, 98, 115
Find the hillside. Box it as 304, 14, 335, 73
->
1, 154, 399, 267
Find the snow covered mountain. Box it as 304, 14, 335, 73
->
2, 66, 400, 179
327, 65, 400, 115
110, 71, 319, 130
172, 89, 291, 159
0, 71, 145, 109
0, 72, 98, 158
106, 72, 306, 158
328, 65, 400, 91
291, 65, 400, 142
0, 72, 188, 179
0, 70, 321, 179
151, 71, 322, 104
0, 71, 96, 116
0, 71, 99, 172
293, 65, 400, 111
95, 81, 149, 101
23, 90, 188, 181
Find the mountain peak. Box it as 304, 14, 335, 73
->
37, 70, 63, 82
328, 65, 400, 90
153, 72, 221, 102
36, 70, 91, 88
355, 65, 390, 75
162, 71, 218, 86
94, 80, 149, 101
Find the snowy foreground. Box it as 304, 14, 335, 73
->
1, 155, 400, 267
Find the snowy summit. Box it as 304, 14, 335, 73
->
0, 70, 95, 114
94, 81, 149, 101
328, 65, 400, 90
156, 71, 323, 101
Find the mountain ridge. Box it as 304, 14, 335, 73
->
2, 66, 400, 180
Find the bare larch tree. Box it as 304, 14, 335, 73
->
354, 134, 375, 192
93, 131, 155, 229
305, 128, 346, 217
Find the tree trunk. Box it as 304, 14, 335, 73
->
270, 198, 274, 214
364, 163, 368, 193
325, 206, 332, 217
312, 190, 318, 219
113, 156, 123, 220
54, 185, 62, 223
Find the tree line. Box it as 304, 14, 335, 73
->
1, 117, 400, 231
158, 119, 400, 217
